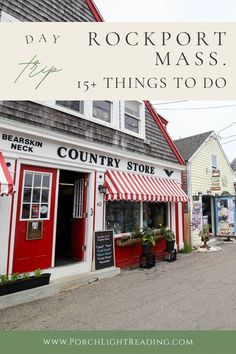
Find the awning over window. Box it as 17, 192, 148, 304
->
105, 170, 189, 202
0, 152, 15, 196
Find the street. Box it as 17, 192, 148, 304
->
0, 242, 236, 330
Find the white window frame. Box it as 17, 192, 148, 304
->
55, 101, 84, 115
107, 200, 170, 237
73, 178, 84, 218
211, 154, 218, 170
33, 101, 120, 130
92, 100, 112, 124
121, 101, 145, 139
20, 171, 52, 221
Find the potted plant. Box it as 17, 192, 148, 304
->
199, 224, 210, 249
140, 226, 155, 255
0, 269, 51, 296
160, 225, 176, 251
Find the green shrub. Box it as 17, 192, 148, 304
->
0, 274, 9, 284
34, 269, 42, 278
10, 273, 20, 281
21, 273, 30, 280
179, 241, 193, 253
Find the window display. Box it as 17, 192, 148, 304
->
106, 201, 140, 234
143, 202, 167, 228
215, 196, 236, 236
106, 201, 168, 235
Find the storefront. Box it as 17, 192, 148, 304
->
0, 121, 188, 276
174, 131, 236, 246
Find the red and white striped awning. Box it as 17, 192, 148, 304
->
0, 152, 15, 196
105, 170, 189, 202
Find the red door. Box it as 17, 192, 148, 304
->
71, 175, 87, 261
13, 165, 57, 273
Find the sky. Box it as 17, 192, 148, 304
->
94, 0, 236, 162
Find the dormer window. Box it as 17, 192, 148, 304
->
93, 101, 112, 123
121, 101, 145, 139
56, 101, 84, 114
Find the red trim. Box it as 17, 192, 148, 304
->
0, 152, 15, 195
144, 101, 185, 165
93, 172, 97, 232
175, 203, 179, 250
157, 113, 168, 126
181, 172, 185, 243
6, 159, 17, 275
181, 202, 185, 245
85, 0, 104, 22
91, 171, 97, 269
169, 203, 172, 229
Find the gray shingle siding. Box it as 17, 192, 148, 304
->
0, 0, 96, 22
0, 101, 178, 163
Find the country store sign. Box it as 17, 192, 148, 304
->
0, 131, 170, 177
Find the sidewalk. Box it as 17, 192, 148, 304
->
0, 267, 120, 310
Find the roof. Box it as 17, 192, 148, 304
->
174, 131, 214, 162
231, 158, 236, 171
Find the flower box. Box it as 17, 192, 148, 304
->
0, 273, 51, 296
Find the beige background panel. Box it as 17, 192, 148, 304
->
0, 22, 235, 99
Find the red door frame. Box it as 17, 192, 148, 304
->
12, 165, 57, 273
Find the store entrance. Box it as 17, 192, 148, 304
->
202, 195, 214, 234
55, 170, 87, 266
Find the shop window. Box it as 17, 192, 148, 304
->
93, 101, 112, 123
106, 200, 140, 234
143, 202, 168, 229
21, 172, 51, 220
211, 154, 218, 170
73, 179, 84, 218
56, 101, 84, 114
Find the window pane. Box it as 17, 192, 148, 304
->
42, 175, 50, 188
143, 202, 167, 229
125, 101, 140, 118
40, 204, 49, 218
24, 173, 33, 187
41, 189, 49, 203
34, 174, 42, 187
31, 204, 40, 218
56, 101, 83, 113
211, 155, 217, 169
22, 204, 30, 219
106, 201, 140, 234
32, 188, 40, 203
125, 114, 139, 133
23, 188, 32, 202
93, 101, 111, 122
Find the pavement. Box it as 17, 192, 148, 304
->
0, 239, 236, 330
0, 267, 120, 310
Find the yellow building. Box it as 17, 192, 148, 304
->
175, 131, 235, 246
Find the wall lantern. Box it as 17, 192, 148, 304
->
98, 184, 108, 194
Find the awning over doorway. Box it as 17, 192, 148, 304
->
105, 170, 189, 202
0, 152, 15, 196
